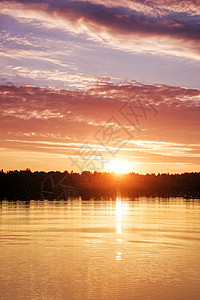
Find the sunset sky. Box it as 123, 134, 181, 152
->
0, 0, 200, 174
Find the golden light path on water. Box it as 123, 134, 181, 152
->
116, 197, 122, 260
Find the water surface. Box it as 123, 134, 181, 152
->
0, 197, 200, 300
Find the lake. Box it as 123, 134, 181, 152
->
0, 197, 200, 300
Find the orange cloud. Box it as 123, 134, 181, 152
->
0, 80, 200, 173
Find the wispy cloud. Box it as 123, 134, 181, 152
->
1, 0, 200, 60
130, 140, 200, 158
0, 81, 199, 172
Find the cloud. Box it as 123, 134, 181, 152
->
0, 80, 200, 172
75, 0, 200, 13
1, 0, 200, 60
130, 140, 200, 158
0, 46, 75, 68
0, 80, 200, 149
1, 65, 102, 89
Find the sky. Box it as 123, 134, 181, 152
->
0, 0, 200, 174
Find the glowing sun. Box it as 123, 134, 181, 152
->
109, 160, 131, 174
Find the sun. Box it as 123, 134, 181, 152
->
109, 160, 131, 174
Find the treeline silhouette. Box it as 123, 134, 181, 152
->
0, 169, 200, 200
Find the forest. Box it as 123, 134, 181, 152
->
0, 169, 200, 200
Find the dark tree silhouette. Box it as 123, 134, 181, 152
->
0, 169, 200, 200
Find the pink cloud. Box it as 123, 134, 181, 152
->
0, 80, 199, 147
0, 79, 200, 172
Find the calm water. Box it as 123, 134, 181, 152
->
0, 197, 200, 300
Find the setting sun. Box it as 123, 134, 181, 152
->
109, 160, 131, 174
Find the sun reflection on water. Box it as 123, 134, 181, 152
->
116, 197, 122, 235
116, 197, 122, 260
